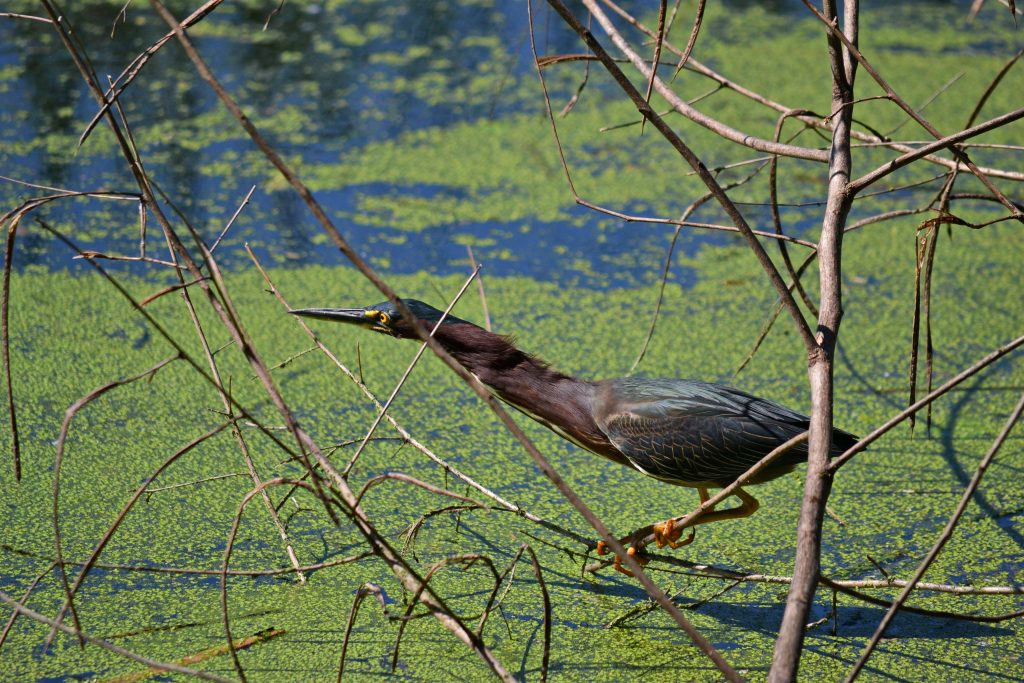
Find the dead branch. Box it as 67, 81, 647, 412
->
354, 472, 490, 511
221, 477, 318, 680
601, 0, 1024, 182
523, 544, 552, 682
557, 0, 817, 355
769, 0, 857, 674
337, 583, 389, 682
801, 0, 1024, 215
0, 561, 56, 651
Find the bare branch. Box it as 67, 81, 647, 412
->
829, 331, 1024, 472
554, 0, 817, 354
770, 1, 857, 677
594, 1, 828, 162
801, 0, 1023, 218
851, 106, 1024, 192
49, 354, 180, 645
668, 0, 706, 81
523, 544, 552, 682
337, 583, 389, 681
845, 389, 1024, 681
601, 0, 1024, 181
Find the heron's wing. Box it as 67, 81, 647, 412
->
596, 379, 813, 484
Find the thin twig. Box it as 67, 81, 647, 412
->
883, 72, 964, 137
210, 184, 256, 254
0, 561, 56, 651
337, 583, 388, 682
522, 545, 552, 681
354, 471, 489, 511
53, 419, 233, 650
391, 554, 502, 671
629, 161, 773, 373
734, 251, 818, 376
669, 0, 706, 81
845, 390, 1024, 681
465, 245, 492, 331
2, 214, 21, 481
0, 12, 53, 22
144, 471, 250, 496
0, 591, 234, 682
221, 477, 315, 681
573, 197, 818, 248
823, 576, 1024, 624
639, 0, 667, 135
770, 109, 822, 316
138, 278, 210, 307
1, 543, 373, 578
830, 331, 1024, 472
965, 47, 1023, 128
50, 354, 180, 645
340, 267, 482, 478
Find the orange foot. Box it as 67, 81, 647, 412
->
652, 518, 696, 549
596, 540, 650, 577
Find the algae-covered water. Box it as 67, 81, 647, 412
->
1, 1, 1022, 681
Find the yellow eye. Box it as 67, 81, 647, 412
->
378, 312, 390, 325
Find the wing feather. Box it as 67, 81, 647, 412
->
596, 378, 825, 485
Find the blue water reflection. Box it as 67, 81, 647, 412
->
0, 1, 1014, 289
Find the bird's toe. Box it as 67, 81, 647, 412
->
653, 518, 696, 549
596, 539, 650, 576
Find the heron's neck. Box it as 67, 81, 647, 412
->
433, 323, 600, 445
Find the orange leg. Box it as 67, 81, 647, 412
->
596, 487, 761, 576
652, 487, 709, 548
596, 488, 708, 575
653, 487, 760, 548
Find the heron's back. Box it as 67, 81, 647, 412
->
594, 378, 858, 487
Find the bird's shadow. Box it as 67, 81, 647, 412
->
449, 520, 1012, 644
709, 599, 1011, 640
578, 576, 1012, 640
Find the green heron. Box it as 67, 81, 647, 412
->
291, 299, 857, 573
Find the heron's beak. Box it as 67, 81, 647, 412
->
289, 307, 389, 333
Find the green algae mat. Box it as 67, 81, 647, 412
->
2, 1, 1023, 681
2, 227, 1022, 680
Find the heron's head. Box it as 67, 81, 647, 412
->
289, 299, 467, 339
